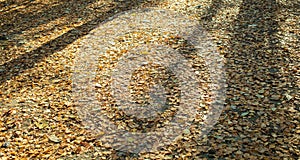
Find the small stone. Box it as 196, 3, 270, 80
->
230, 105, 237, 110
284, 93, 293, 101
258, 89, 265, 94
270, 95, 281, 101
95, 83, 102, 88
183, 129, 190, 135
256, 94, 264, 98
0, 35, 8, 40
248, 24, 257, 27
142, 19, 150, 23
241, 112, 249, 117
1, 142, 10, 148
48, 135, 61, 143
269, 68, 278, 73
271, 133, 277, 137
127, 137, 134, 143
109, 41, 115, 45
232, 96, 239, 101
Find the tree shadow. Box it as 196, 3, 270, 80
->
0, 0, 153, 85
1, 0, 97, 36
198, 0, 299, 158
200, 0, 223, 22
0, 0, 41, 13
0, 0, 298, 158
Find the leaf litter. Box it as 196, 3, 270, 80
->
0, 0, 299, 159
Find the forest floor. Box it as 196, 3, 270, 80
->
0, 0, 299, 159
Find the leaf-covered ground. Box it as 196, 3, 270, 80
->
0, 0, 299, 159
